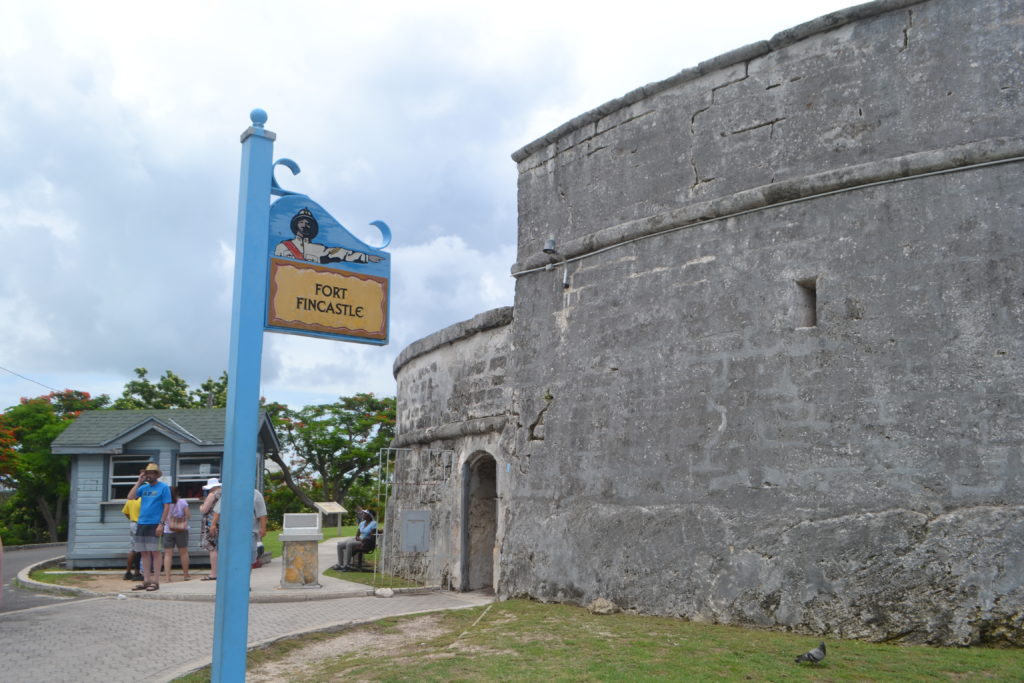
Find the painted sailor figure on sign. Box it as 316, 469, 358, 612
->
275, 208, 384, 265
266, 194, 391, 345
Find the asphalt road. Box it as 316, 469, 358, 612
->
0, 543, 80, 613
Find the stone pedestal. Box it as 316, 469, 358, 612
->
279, 533, 322, 589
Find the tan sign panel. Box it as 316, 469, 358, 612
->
314, 501, 347, 515
267, 258, 388, 341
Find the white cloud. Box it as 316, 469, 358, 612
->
0, 177, 81, 242
390, 235, 516, 327
0, 0, 856, 411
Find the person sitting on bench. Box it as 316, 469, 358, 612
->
332, 509, 377, 571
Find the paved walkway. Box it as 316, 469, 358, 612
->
3, 539, 493, 682
18, 538, 398, 602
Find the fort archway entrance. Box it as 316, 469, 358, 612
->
461, 452, 497, 591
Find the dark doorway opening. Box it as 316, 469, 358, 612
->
461, 453, 497, 591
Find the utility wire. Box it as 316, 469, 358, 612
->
0, 364, 59, 392
512, 154, 1024, 278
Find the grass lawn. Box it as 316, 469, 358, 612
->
321, 563, 421, 589
264, 526, 416, 588
174, 598, 1024, 682
27, 569, 97, 587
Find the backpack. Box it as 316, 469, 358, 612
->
168, 500, 189, 532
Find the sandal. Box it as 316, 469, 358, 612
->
145, 584, 159, 591
183, 575, 192, 581
201, 575, 217, 581
132, 583, 150, 591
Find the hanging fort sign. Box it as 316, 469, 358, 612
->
265, 194, 391, 344
216, 111, 394, 680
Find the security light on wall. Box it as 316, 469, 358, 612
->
542, 237, 569, 288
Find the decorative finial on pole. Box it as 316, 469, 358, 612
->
241, 108, 276, 143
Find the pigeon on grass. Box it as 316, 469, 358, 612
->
794, 641, 826, 664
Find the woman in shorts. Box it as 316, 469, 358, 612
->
199, 478, 221, 580
162, 486, 191, 582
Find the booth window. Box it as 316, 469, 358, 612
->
177, 456, 222, 499
109, 455, 153, 499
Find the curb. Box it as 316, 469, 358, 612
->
91, 584, 436, 603
1, 542, 66, 552
14, 554, 439, 604
14, 555, 104, 599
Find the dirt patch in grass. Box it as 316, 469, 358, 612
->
444, 642, 516, 657
247, 613, 450, 683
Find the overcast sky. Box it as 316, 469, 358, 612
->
0, 0, 856, 412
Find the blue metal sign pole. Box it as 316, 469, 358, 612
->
211, 109, 275, 682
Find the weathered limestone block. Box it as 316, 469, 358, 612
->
281, 540, 320, 588
588, 598, 619, 615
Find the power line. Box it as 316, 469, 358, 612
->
0, 364, 59, 393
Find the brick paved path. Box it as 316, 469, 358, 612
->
0, 591, 492, 682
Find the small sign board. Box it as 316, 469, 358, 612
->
265, 196, 390, 344
283, 513, 322, 531
313, 501, 347, 516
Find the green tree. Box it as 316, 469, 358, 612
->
266, 394, 395, 514
111, 367, 228, 409
193, 372, 229, 408
0, 390, 110, 542
1, 370, 229, 544
262, 470, 322, 528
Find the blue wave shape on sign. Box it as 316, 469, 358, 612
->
268, 195, 391, 279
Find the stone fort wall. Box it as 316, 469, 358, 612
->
392, 0, 1023, 644
387, 307, 512, 588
